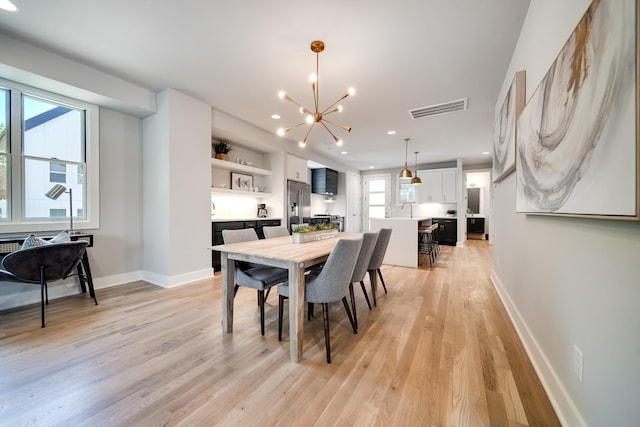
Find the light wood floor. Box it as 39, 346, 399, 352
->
0, 240, 559, 426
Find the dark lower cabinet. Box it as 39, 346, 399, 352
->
432, 217, 457, 246
467, 217, 485, 234
212, 219, 281, 271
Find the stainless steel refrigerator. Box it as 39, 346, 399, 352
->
287, 180, 311, 231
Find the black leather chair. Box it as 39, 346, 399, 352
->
0, 241, 91, 327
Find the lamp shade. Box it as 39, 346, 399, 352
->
45, 184, 67, 200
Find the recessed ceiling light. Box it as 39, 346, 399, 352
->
341, 151, 347, 155
482, 151, 490, 155
271, 114, 280, 119
369, 166, 375, 169
387, 130, 396, 135
0, 0, 18, 11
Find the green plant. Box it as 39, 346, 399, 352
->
212, 140, 233, 155
446, 209, 457, 215
292, 223, 338, 233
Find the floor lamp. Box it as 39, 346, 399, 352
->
45, 184, 73, 234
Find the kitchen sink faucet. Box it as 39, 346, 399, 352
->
401, 203, 413, 219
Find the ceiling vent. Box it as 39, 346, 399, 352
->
409, 97, 468, 120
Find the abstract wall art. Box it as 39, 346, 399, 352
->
516, 0, 639, 220
493, 70, 525, 183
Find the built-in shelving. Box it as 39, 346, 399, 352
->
211, 158, 272, 176
210, 187, 272, 197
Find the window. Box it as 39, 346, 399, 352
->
398, 177, 416, 204
0, 88, 8, 220
49, 208, 66, 217
49, 161, 67, 183
0, 79, 99, 233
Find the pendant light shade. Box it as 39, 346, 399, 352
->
399, 138, 413, 178
411, 151, 422, 185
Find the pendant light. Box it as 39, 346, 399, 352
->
411, 152, 422, 185
399, 138, 413, 178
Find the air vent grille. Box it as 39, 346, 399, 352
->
409, 98, 468, 119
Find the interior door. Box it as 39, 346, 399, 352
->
345, 171, 362, 232
363, 174, 390, 231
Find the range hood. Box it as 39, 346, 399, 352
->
311, 168, 338, 195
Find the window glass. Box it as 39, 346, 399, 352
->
49, 161, 66, 183
399, 178, 416, 203
0, 89, 8, 220
22, 95, 85, 219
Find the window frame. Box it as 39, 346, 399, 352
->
1, 78, 100, 233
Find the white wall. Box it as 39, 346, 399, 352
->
142, 89, 212, 287
493, 0, 640, 425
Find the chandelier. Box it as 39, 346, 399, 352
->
277, 40, 355, 148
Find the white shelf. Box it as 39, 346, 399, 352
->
211, 157, 272, 176
211, 187, 272, 197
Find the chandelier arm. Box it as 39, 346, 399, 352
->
322, 118, 352, 133
283, 121, 308, 134
321, 92, 350, 115
283, 94, 313, 115
319, 121, 342, 143
300, 123, 315, 145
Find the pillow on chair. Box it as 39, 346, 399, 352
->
20, 230, 71, 250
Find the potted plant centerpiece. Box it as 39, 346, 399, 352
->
292, 223, 339, 243
446, 209, 457, 217
213, 140, 233, 161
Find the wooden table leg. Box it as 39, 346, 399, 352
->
288, 262, 305, 363
221, 253, 235, 333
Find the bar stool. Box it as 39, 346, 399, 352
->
418, 224, 439, 268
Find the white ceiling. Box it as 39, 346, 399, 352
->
0, 0, 530, 171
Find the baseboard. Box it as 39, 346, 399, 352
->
140, 268, 214, 288
490, 269, 585, 427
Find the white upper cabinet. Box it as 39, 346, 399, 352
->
417, 168, 457, 203
287, 153, 309, 184
441, 169, 457, 202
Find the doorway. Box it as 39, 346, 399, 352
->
363, 174, 390, 231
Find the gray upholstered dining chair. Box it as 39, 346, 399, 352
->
367, 228, 392, 306
348, 232, 379, 329
262, 225, 290, 238
0, 241, 89, 327
222, 228, 288, 336
277, 237, 362, 363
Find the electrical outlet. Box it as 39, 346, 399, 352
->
573, 345, 584, 383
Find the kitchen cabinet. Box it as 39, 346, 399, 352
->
287, 153, 309, 184
211, 219, 281, 270
467, 217, 485, 234
417, 168, 457, 203
432, 217, 457, 246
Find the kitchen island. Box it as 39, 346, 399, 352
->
369, 217, 431, 268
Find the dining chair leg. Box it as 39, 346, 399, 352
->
342, 297, 357, 334
258, 290, 265, 336
308, 302, 314, 320
278, 295, 286, 341
40, 267, 46, 328
368, 270, 377, 307
349, 283, 357, 330
378, 269, 387, 294
322, 303, 331, 364
360, 281, 372, 310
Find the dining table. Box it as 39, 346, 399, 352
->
212, 232, 367, 363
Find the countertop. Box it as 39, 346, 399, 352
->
211, 217, 283, 222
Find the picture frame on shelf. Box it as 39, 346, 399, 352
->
231, 172, 253, 191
